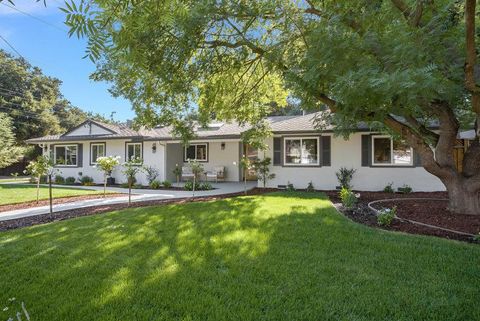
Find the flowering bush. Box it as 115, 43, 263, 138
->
377, 207, 397, 227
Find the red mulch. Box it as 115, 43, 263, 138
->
325, 190, 479, 243
0, 193, 125, 213
0, 188, 276, 232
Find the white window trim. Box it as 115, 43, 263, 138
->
90, 143, 105, 164
184, 143, 208, 162
126, 142, 142, 161
371, 135, 413, 166
283, 137, 320, 166
54, 144, 78, 167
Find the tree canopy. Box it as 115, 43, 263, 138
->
59, 0, 480, 213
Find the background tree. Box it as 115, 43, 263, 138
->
62, 0, 480, 214
0, 113, 24, 168
0, 49, 119, 144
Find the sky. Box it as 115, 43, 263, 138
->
0, 0, 135, 121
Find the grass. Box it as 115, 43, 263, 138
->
0, 177, 30, 183
0, 184, 114, 205
0, 192, 478, 320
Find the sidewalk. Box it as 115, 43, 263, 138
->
0, 182, 257, 222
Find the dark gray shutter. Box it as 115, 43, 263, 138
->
77, 143, 83, 167
413, 149, 422, 167
361, 135, 371, 167
321, 136, 331, 166
273, 137, 282, 166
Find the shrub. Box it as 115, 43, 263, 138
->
184, 181, 200, 191
200, 182, 213, 190
80, 176, 95, 186
306, 181, 315, 192
133, 183, 143, 189
65, 176, 76, 185
120, 183, 130, 188
335, 167, 356, 189
383, 182, 394, 193
398, 184, 413, 194
150, 180, 161, 189
474, 233, 480, 242
162, 180, 172, 188
143, 165, 159, 185
339, 187, 357, 209
39, 176, 48, 184
54, 175, 65, 184
377, 207, 397, 226
286, 182, 295, 192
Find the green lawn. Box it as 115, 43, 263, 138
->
0, 192, 478, 320
0, 184, 113, 205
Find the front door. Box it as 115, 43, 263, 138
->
243, 144, 258, 181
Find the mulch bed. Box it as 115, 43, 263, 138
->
0, 193, 125, 213
0, 188, 276, 232
325, 190, 479, 243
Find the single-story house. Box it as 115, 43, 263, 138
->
26, 113, 473, 191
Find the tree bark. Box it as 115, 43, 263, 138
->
104, 172, 107, 198
48, 174, 53, 215
36, 177, 40, 204
444, 178, 480, 215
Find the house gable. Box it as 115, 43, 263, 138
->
62, 120, 117, 137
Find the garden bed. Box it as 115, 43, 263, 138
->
0, 188, 277, 231
325, 191, 479, 243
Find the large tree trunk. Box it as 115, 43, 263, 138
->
444, 178, 480, 215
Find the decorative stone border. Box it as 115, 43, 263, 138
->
367, 198, 476, 237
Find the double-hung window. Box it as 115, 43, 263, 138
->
284, 137, 319, 165
54, 145, 78, 166
372, 136, 413, 166
126, 143, 142, 161
184, 144, 208, 162
90, 143, 105, 164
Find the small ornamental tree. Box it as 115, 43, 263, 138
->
122, 157, 143, 206
24, 155, 50, 204
253, 157, 275, 189
95, 156, 120, 197
46, 165, 59, 214
189, 160, 204, 197
240, 155, 253, 195
173, 164, 182, 186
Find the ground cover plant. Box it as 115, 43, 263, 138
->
0, 192, 478, 320
0, 184, 113, 206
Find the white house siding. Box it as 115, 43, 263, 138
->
172, 140, 242, 182
44, 139, 166, 185
262, 133, 446, 192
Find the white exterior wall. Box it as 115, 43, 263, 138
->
44, 140, 165, 185
262, 133, 446, 192
178, 140, 241, 182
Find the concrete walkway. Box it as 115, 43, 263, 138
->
0, 182, 257, 222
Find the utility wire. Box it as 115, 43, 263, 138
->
0, 34, 25, 59
0, 2, 67, 33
